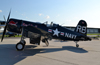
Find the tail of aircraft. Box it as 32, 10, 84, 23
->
74, 20, 87, 36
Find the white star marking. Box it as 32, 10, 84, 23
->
53, 28, 60, 37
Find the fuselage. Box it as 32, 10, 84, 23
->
7, 18, 91, 41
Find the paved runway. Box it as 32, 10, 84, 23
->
0, 37, 100, 65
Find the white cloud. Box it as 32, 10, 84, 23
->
39, 14, 42, 16
46, 15, 50, 19
0, 10, 2, 12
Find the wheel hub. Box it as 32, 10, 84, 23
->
17, 44, 23, 49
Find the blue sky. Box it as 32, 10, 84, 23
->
0, 0, 100, 28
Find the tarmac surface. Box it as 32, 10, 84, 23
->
0, 37, 100, 65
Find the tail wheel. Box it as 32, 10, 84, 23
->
76, 44, 79, 48
16, 42, 25, 51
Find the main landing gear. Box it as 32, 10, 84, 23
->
16, 40, 26, 51
16, 27, 26, 51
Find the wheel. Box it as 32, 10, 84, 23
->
16, 42, 25, 51
76, 44, 79, 48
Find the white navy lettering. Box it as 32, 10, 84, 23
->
76, 25, 86, 34
65, 33, 77, 39
82, 26, 86, 34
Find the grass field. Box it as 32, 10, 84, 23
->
87, 33, 100, 35
0, 35, 22, 38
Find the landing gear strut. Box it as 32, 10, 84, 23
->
16, 27, 26, 51
42, 38, 49, 46
75, 41, 79, 48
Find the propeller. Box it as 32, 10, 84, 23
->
3, 15, 6, 22
1, 10, 11, 42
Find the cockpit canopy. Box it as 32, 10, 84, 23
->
43, 21, 59, 27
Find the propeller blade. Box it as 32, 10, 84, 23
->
7, 10, 11, 24
3, 15, 6, 22
1, 10, 11, 42
1, 25, 7, 42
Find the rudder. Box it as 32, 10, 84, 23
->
74, 20, 87, 36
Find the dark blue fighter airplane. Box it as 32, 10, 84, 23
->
1, 11, 91, 51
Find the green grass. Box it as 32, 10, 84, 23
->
87, 33, 100, 38
0, 35, 22, 38
6, 35, 22, 37
87, 33, 100, 35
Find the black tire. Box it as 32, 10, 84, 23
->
76, 44, 79, 48
16, 42, 25, 51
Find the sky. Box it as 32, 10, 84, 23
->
0, 0, 100, 28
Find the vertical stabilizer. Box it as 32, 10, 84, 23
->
74, 20, 87, 36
